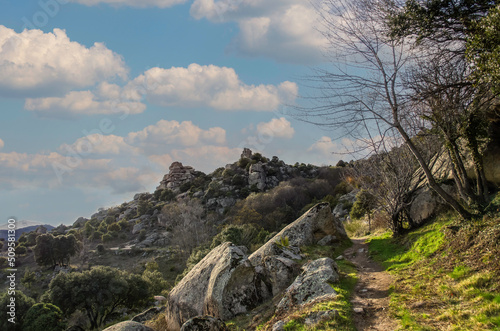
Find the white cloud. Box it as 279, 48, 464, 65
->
0, 139, 4, 150
0, 26, 128, 97
59, 134, 137, 155
68, 0, 187, 8
256, 117, 295, 139
308, 136, 339, 156
24, 90, 146, 118
0, 150, 158, 193
148, 154, 174, 170
126, 119, 226, 148
126, 64, 297, 111
190, 0, 326, 63
170, 146, 242, 172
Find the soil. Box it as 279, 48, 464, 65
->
343, 238, 399, 331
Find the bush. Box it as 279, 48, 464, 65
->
23, 303, 65, 331
0, 256, 6, 268
0, 290, 35, 331
16, 245, 27, 255
107, 222, 121, 232
96, 244, 105, 254
101, 233, 113, 243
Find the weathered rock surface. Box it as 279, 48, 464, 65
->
248, 162, 267, 190
262, 255, 299, 296
276, 258, 339, 312
180, 316, 228, 331
249, 203, 348, 265
409, 184, 454, 225
165, 242, 264, 330
332, 190, 358, 220
102, 321, 154, 331
157, 162, 196, 191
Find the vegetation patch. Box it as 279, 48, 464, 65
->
367, 211, 500, 330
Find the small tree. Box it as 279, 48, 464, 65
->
350, 189, 376, 231
45, 266, 150, 329
21, 268, 36, 289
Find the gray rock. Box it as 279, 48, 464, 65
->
102, 321, 154, 331
409, 185, 453, 225
317, 235, 335, 246
249, 203, 348, 265
272, 320, 285, 331
132, 223, 144, 235
276, 258, 339, 312
180, 316, 228, 331
73, 217, 88, 228
304, 310, 338, 326
248, 162, 266, 190
262, 256, 299, 296
134, 192, 150, 201
165, 242, 264, 330
353, 308, 364, 313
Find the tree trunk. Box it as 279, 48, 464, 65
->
396, 125, 472, 220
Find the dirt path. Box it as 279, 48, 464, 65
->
343, 238, 399, 331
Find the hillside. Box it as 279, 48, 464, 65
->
0, 147, 498, 331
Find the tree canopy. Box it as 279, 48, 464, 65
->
44, 266, 150, 330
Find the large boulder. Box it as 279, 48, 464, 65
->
165, 243, 266, 330
102, 321, 154, 331
261, 255, 299, 296
248, 162, 267, 191
249, 203, 348, 265
409, 184, 454, 225
180, 316, 228, 331
276, 258, 339, 313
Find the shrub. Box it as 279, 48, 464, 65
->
96, 244, 105, 254
138, 229, 147, 241
23, 303, 65, 331
107, 222, 121, 232
0, 256, 6, 268
101, 233, 113, 243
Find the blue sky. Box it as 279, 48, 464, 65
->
0, 0, 349, 226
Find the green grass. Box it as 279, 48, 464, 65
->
366, 212, 500, 330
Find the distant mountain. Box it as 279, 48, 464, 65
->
0, 220, 54, 240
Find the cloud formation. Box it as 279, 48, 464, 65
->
0, 139, 4, 150
126, 119, 226, 148
256, 117, 295, 139
24, 90, 146, 118
68, 0, 187, 8
126, 64, 297, 111
0, 26, 128, 97
190, 0, 326, 63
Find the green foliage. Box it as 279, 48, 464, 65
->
159, 189, 176, 202
350, 189, 376, 220
34, 233, 79, 267
21, 268, 36, 289
107, 222, 121, 232
142, 270, 170, 295
102, 233, 113, 243
0, 256, 6, 268
16, 244, 27, 255
238, 157, 250, 169
137, 200, 153, 216
45, 266, 150, 330
0, 290, 35, 331
467, 4, 500, 94
23, 303, 65, 331
210, 224, 267, 250
274, 235, 289, 248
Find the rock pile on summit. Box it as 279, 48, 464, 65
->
157, 162, 195, 192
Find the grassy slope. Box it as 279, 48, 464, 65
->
367, 206, 500, 330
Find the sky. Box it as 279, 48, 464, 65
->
0, 0, 350, 226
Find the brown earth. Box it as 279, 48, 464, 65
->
343, 238, 399, 331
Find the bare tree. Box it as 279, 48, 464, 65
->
298, 0, 471, 219
161, 200, 217, 257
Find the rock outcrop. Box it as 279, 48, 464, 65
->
157, 162, 196, 191
276, 258, 339, 312
249, 203, 348, 265
248, 162, 267, 190
180, 316, 228, 331
102, 321, 154, 331
165, 243, 266, 330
